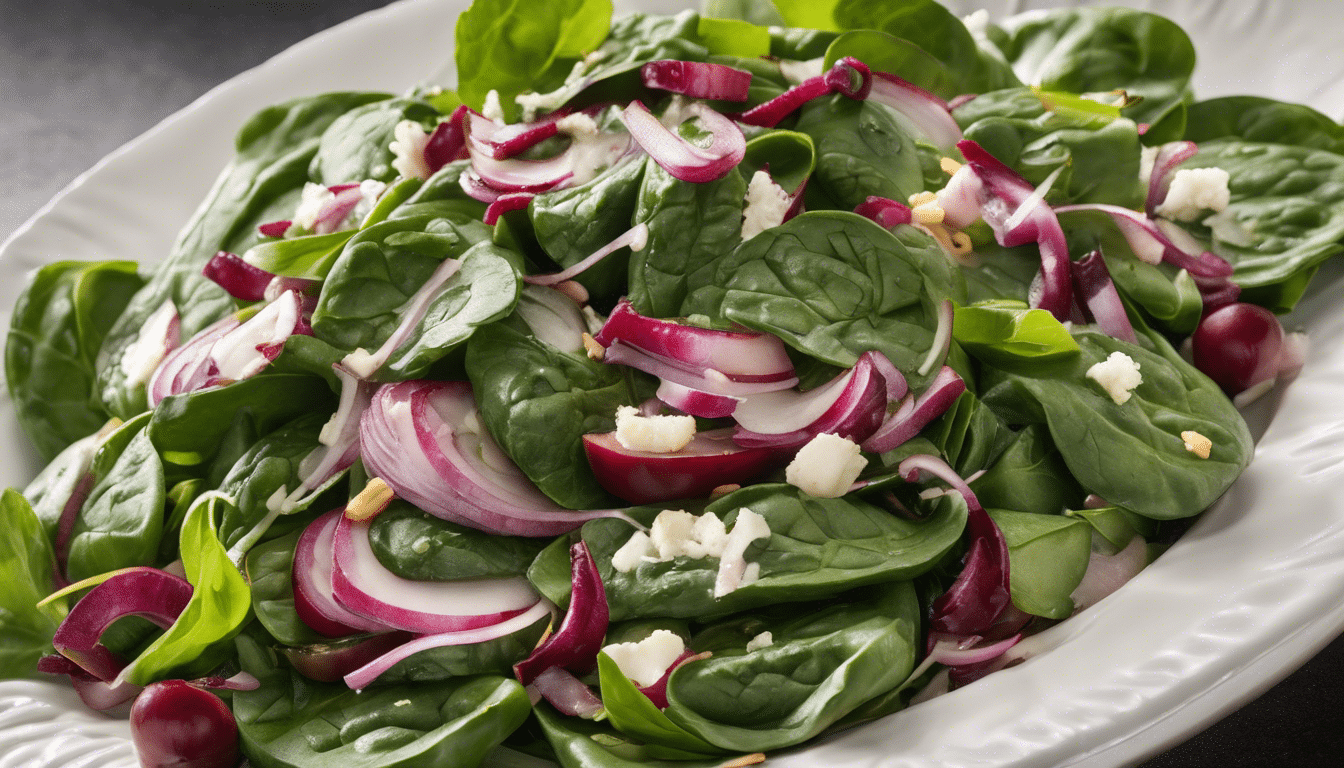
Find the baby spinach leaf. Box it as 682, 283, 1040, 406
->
368, 502, 547, 581
1184, 96, 1344, 155
244, 528, 323, 647
952, 302, 1080, 369
695, 17, 770, 58
629, 157, 746, 319
239, 229, 357, 281
375, 613, 550, 685
702, 0, 784, 27
535, 704, 756, 768
739, 129, 815, 195
587, 484, 965, 621
987, 508, 1091, 619
310, 98, 439, 184
235, 632, 531, 768
682, 211, 965, 388
823, 30, 958, 99
455, 0, 613, 119
920, 389, 1015, 477
663, 581, 919, 752
969, 425, 1083, 515
794, 95, 924, 211
123, 496, 252, 685
980, 330, 1252, 520
598, 651, 725, 755
528, 535, 577, 610
6, 260, 144, 460
0, 490, 66, 678
95, 92, 388, 419
1066, 504, 1157, 552
67, 428, 164, 583
771, 0, 839, 31
995, 7, 1195, 128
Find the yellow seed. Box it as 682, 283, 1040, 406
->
911, 203, 946, 226
949, 230, 973, 255
941, 157, 963, 175
908, 191, 938, 207
346, 477, 396, 521
1181, 430, 1212, 459
721, 754, 768, 768
710, 483, 741, 499
582, 333, 605, 361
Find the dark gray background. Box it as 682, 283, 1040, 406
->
2, 0, 1342, 765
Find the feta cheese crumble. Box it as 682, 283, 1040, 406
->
1086, 351, 1143, 405
1155, 167, 1231, 222
389, 120, 432, 180
714, 508, 771, 598
785, 433, 868, 498
745, 631, 774, 652
481, 89, 507, 123
601, 629, 686, 688
611, 508, 772, 598
741, 170, 792, 241
291, 182, 335, 231
614, 405, 696, 453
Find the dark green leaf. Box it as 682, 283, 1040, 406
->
368, 502, 547, 581
67, 428, 164, 582
0, 490, 66, 678
987, 508, 1091, 619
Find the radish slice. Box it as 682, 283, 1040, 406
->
860, 366, 965, 454
331, 512, 541, 635
641, 60, 753, 102
52, 568, 193, 682
867, 72, 963, 152
360, 380, 636, 536
344, 599, 555, 691
620, 100, 745, 183
583, 428, 783, 504
514, 541, 609, 685
292, 509, 388, 637
278, 631, 415, 683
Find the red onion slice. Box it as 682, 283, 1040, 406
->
484, 193, 535, 225
278, 631, 415, 683
638, 649, 701, 710
361, 380, 636, 536
514, 542, 609, 685
641, 60, 753, 102
1071, 249, 1137, 343
854, 196, 914, 229
202, 251, 277, 303
425, 106, 470, 171
338, 257, 463, 379
619, 100, 745, 183
257, 220, 292, 238
1144, 141, 1199, 216
1054, 203, 1234, 279
925, 632, 1022, 667
867, 71, 963, 152
466, 108, 572, 160
860, 366, 966, 454
1069, 535, 1147, 613
527, 666, 605, 718
655, 379, 741, 418
52, 568, 193, 682
583, 427, 783, 504
917, 299, 955, 377
331, 513, 541, 635
293, 509, 389, 637
343, 599, 555, 691
526, 224, 648, 286
311, 185, 366, 235
735, 57, 872, 128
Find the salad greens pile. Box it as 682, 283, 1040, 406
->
2, 0, 1336, 766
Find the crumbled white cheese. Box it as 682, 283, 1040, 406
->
785, 433, 869, 498
1086, 351, 1143, 405
291, 182, 335, 232
741, 170, 792, 241
649, 509, 730, 560
613, 508, 767, 593
614, 405, 696, 453
745, 631, 774, 652
1155, 167, 1231, 222
1203, 208, 1255, 247
390, 120, 432, 180
601, 629, 686, 688
120, 300, 178, 388
777, 57, 825, 85
352, 179, 388, 223
340, 348, 381, 380
612, 530, 653, 573
481, 89, 507, 123
556, 113, 600, 138
714, 508, 772, 598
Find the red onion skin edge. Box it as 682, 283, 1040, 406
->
52, 568, 194, 681
1071, 249, 1138, 344
202, 251, 277, 303
292, 508, 388, 637
641, 60, 753, 102
735, 57, 871, 128
855, 196, 914, 228
426, 106, 470, 171
514, 541, 609, 685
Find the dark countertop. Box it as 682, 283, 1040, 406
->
3, 0, 1342, 765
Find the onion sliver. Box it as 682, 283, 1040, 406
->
619, 100, 745, 183
656, 379, 741, 418
1072, 249, 1137, 343
292, 509, 388, 637
641, 60, 753, 102
733, 350, 902, 448
331, 512, 541, 635
203, 251, 275, 302
860, 366, 965, 454
344, 599, 555, 691
52, 567, 193, 682
867, 72, 962, 153
528, 666, 604, 718
514, 542, 608, 685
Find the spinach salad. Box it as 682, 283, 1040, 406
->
2, 0, 1334, 766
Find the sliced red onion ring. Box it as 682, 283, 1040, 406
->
311, 184, 366, 235
898, 454, 1011, 637
958, 139, 1073, 320
1072, 249, 1137, 343
52, 568, 193, 682
514, 542, 608, 685
860, 366, 966, 454
484, 193, 535, 225
735, 57, 871, 128
527, 666, 605, 718
917, 299, 955, 377
271, 367, 372, 517
854, 196, 913, 228
584, 427, 783, 504
54, 470, 96, 587
361, 380, 637, 536
38, 655, 143, 712
203, 251, 277, 303
293, 509, 389, 637
119, 300, 181, 392
1053, 203, 1234, 278
332, 513, 541, 634
867, 71, 963, 152
619, 100, 745, 183
1144, 141, 1199, 216
343, 599, 555, 691
641, 60, 753, 102
425, 106, 470, 171
459, 167, 508, 203
466, 108, 572, 160
526, 224, 648, 286
733, 350, 902, 449
925, 632, 1022, 667
656, 379, 741, 418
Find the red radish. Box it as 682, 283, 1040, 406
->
129, 680, 238, 768
583, 428, 782, 504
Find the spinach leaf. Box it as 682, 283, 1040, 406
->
701, 0, 784, 27
586, 484, 965, 621
235, 632, 531, 768
1067, 504, 1157, 552
794, 95, 924, 211
919, 389, 1015, 477
1184, 96, 1344, 155
739, 129, 815, 195
695, 17, 770, 58
980, 330, 1252, 520
238, 229, 357, 281
598, 651, 725, 756
662, 581, 919, 752
374, 613, 549, 685
311, 98, 439, 184
952, 301, 1081, 369
123, 496, 252, 685
969, 425, 1084, 515
527, 535, 576, 610
466, 287, 654, 509
0, 490, 66, 678
95, 92, 388, 419
823, 30, 958, 99
311, 214, 520, 380
1164, 140, 1344, 308
6, 260, 144, 460
23, 427, 106, 542
455, 0, 613, 120
530, 156, 646, 304
244, 528, 323, 647
629, 157, 746, 319
987, 508, 1091, 619
995, 7, 1195, 128
535, 704, 755, 768
148, 374, 336, 468
367, 502, 547, 581
682, 211, 965, 388
67, 428, 164, 583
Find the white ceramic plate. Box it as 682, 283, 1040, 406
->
3, 1, 1344, 767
